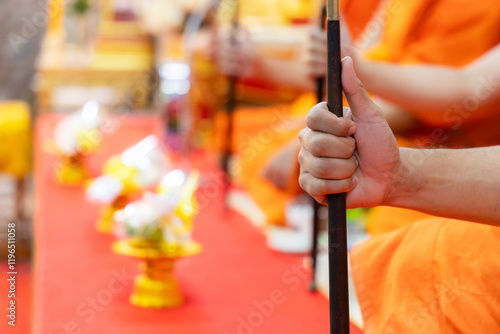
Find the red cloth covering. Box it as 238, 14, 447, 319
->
32, 114, 362, 334
0, 262, 31, 333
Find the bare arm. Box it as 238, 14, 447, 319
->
388, 147, 500, 226
251, 56, 314, 92
299, 57, 500, 227
354, 45, 500, 125
214, 25, 315, 93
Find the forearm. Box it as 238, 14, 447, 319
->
355, 58, 470, 124
386, 146, 500, 226
253, 57, 315, 92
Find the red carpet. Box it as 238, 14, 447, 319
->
32, 114, 363, 333
0, 262, 31, 334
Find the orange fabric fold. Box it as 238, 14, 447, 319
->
351, 218, 500, 333
352, 0, 500, 234
360, 0, 500, 67
366, 206, 433, 235
214, 94, 315, 225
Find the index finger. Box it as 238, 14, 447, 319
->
306, 103, 356, 137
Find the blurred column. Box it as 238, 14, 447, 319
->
0, 0, 48, 102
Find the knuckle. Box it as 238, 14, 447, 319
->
297, 149, 306, 165
336, 118, 351, 135
305, 109, 318, 128
316, 179, 328, 195
309, 158, 323, 177
308, 136, 324, 156
306, 103, 327, 128
298, 174, 309, 192
298, 128, 307, 143
314, 159, 331, 179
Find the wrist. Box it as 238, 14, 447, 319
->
383, 147, 419, 208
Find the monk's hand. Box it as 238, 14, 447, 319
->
215, 27, 257, 78
305, 28, 327, 78
298, 57, 401, 208
306, 24, 358, 79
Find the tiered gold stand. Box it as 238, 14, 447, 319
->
112, 238, 202, 308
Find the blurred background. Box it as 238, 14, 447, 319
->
1, 0, 499, 333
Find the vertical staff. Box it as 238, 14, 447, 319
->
221, 0, 239, 211
326, 0, 350, 333
310, 4, 327, 293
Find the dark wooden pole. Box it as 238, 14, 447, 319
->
221, 1, 239, 211
310, 4, 327, 293
326, 0, 350, 333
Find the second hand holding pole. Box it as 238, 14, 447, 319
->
326, 0, 350, 333
221, 1, 239, 212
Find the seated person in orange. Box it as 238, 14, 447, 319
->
211, 3, 321, 230
340, 41, 500, 233
298, 57, 500, 334
216, 0, 500, 229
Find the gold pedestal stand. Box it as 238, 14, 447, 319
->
113, 238, 202, 308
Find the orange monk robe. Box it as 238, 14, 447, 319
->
211, 0, 322, 225
229, 0, 500, 226
351, 218, 500, 333
215, 94, 316, 225
342, 0, 500, 233
353, 0, 500, 66
343, 3, 500, 331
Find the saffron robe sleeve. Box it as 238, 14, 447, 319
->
351, 218, 500, 334
346, 0, 500, 234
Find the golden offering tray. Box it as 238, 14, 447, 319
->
113, 238, 202, 309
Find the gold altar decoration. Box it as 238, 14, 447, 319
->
113, 238, 201, 308
112, 170, 201, 308
92, 155, 141, 233
47, 101, 103, 185
86, 135, 168, 233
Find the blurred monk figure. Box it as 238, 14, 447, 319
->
298, 56, 500, 334
214, 0, 500, 229
211, 0, 322, 231
306, 0, 500, 233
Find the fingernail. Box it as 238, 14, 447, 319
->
354, 158, 359, 168
348, 126, 356, 136
352, 176, 359, 187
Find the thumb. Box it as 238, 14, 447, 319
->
342, 57, 381, 120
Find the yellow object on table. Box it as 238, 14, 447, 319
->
113, 238, 202, 308
54, 154, 87, 185
103, 155, 141, 196
94, 156, 141, 233
112, 171, 202, 308
0, 101, 31, 179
